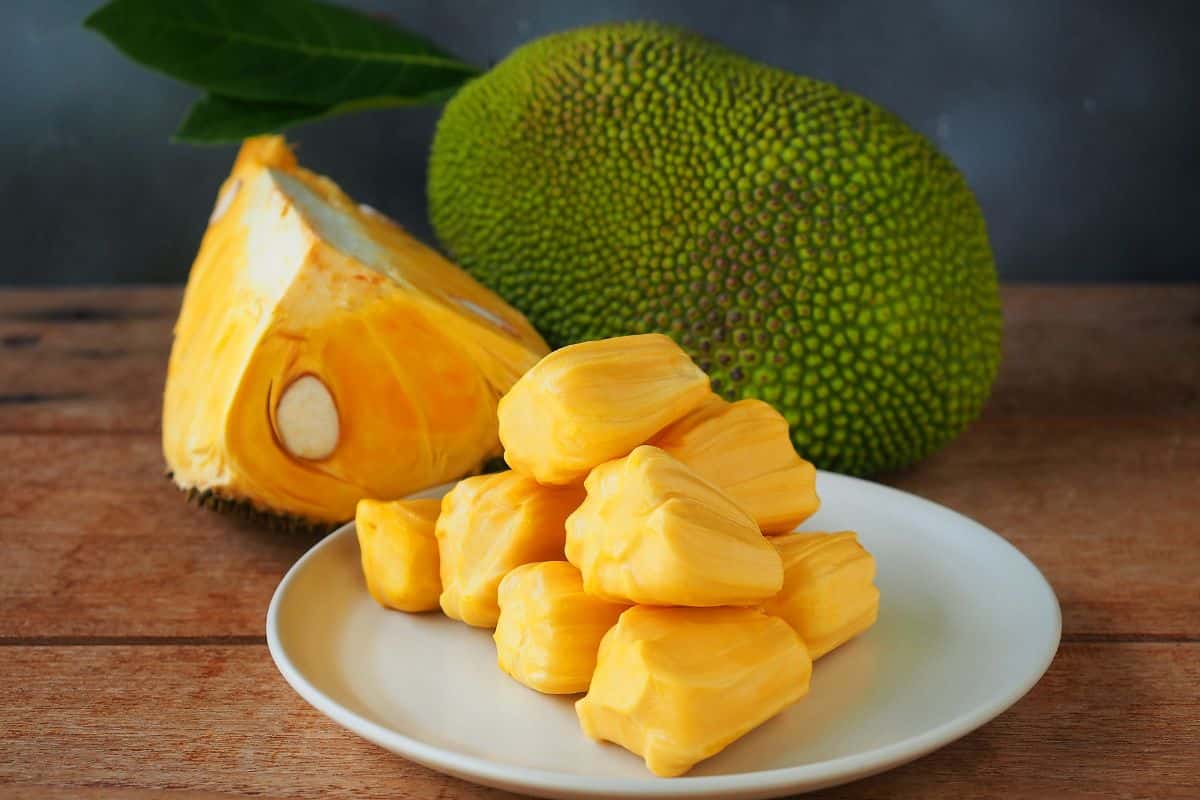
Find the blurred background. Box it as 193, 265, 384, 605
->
4, 0, 1198, 284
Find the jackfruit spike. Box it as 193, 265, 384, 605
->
437, 471, 584, 627
162, 136, 548, 526
762, 531, 880, 659
576, 606, 811, 777
498, 334, 712, 485
177, 478, 332, 535
494, 561, 628, 694
565, 445, 783, 606
652, 396, 820, 533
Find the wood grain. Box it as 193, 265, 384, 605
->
1, 642, 1196, 799
0, 288, 175, 434
0, 433, 322, 638
986, 285, 1200, 419
2, 285, 1198, 798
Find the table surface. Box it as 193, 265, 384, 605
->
1, 285, 1197, 799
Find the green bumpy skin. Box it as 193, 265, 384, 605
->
429, 23, 1001, 475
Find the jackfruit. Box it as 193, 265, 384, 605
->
429, 22, 1002, 476
565, 446, 782, 606
436, 471, 583, 627
652, 396, 819, 533
762, 531, 880, 658
163, 137, 548, 528
355, 498, 441, 612
498, 334, 711, 485
576, 606, 811, 777
494, 561, 628, 694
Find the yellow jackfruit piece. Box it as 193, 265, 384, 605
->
652, 396, 820, 533
762, 532, 880, 658
565, 446, 783, 606
355, 498, 442, 612
437, 472, 584, 627
497, 334, 711, 485
576, 606, 811, 777
162, 137, 548, 528
494, 561, 628, 694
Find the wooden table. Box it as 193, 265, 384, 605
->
2, 286, 1197, 799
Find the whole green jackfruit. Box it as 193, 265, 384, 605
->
429, 23, 1001, 475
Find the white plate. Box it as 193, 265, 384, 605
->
267, 472, 1060, 799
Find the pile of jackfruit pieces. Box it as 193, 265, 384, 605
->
356, 333, 880, 777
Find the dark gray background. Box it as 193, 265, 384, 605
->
4, 0, 1198, 285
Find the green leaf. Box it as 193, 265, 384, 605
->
85, 0, 479, 107
173, 95, 329, 144
174, 87, 461, 144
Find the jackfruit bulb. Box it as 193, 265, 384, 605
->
576, 606, 812, 777
565, 445, 783, 606
498, 333, 711, 485
163, 137, 548, 528
762, 531, 880, 658
356, 498, 442, 613
436, 471, 584, 627
429, 23, 1002, 476
494, 561, 628, 694
652, 396, 820, 533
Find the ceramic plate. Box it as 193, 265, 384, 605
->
267, 472, 1060, 799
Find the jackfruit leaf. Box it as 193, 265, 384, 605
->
174, 96, 328, 144
174, 90, 459, 144
84, 0, 479, 108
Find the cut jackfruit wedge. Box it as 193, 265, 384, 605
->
652, 396, 820, 533
436, 471, 584, 627
762, 531, 880, 658
494, 561, 628, 694
162, 137, 548, 527
565, 446, 783, 606
498, 333, 711, 485
356, 498, 442, 612
576, 606, 812, 777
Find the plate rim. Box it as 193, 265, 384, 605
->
266, 471, 1062, 798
